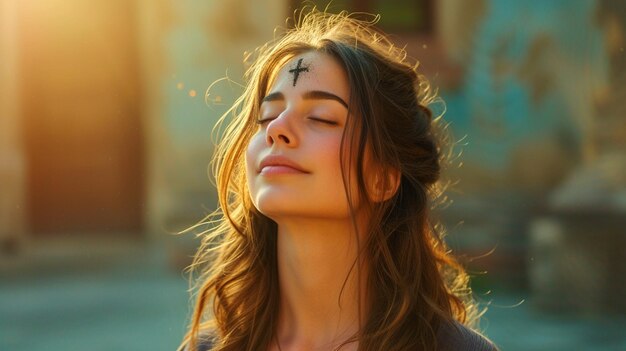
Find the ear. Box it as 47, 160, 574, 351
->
368, 167, 401, 203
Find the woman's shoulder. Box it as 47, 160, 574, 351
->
178, 322, 498, 351
436, 320, 499, 351
176, 334, 215, 351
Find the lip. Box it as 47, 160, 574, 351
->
258, 155, 310, 175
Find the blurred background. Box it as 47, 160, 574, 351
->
1, 0, 625, 350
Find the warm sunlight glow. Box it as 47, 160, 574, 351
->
16, 0, 143, 234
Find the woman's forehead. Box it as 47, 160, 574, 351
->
267, 51, 350, 101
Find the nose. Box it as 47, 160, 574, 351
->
265, 111, 298, 147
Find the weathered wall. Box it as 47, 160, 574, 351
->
0, 0, 26, 254
135, 0, 286, 241
435, 0, 612, 290
0, 0, 287, 255
438, 0, 606, 195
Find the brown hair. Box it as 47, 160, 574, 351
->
179, 8, 481, 351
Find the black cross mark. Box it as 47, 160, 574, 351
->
289, 58, 309, 86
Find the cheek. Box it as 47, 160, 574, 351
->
315, 135, 342, 174
245, 134, 263, 185
317, 137, 353, 198
338, 140, 369, 207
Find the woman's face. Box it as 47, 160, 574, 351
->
245, 51, 358, 221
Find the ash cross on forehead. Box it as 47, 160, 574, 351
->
288, 58, 310, 86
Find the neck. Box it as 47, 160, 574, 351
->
273, 216, 368, 350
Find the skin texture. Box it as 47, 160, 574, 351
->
245, 51, 365, 351
247, 51, 357, 221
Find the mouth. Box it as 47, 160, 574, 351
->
258, 155, 310, 175
259, 165, 308, 175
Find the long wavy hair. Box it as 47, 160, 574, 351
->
179, 8, 481, 351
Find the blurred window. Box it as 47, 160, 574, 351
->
290, 0, 434, 33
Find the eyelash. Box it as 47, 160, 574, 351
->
256, 118, 273, 125
256, 117, 338, 126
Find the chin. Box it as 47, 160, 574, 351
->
252, 193, 296, 216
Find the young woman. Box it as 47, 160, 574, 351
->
179, 9, 499, 351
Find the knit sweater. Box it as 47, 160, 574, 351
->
436, 320, 499, 351
180, 320, 499, 350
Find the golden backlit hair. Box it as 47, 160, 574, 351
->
179, 7, 482, 351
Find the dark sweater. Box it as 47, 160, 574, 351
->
180, 320, 499, 350
436, 320, 499, 351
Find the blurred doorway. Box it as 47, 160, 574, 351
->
18, 1, 144, 237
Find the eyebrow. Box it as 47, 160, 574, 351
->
262, 90, 349, 109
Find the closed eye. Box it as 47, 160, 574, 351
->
308, 117, 338, 125
256, 117, 276, 125
256, 116, 338, 126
